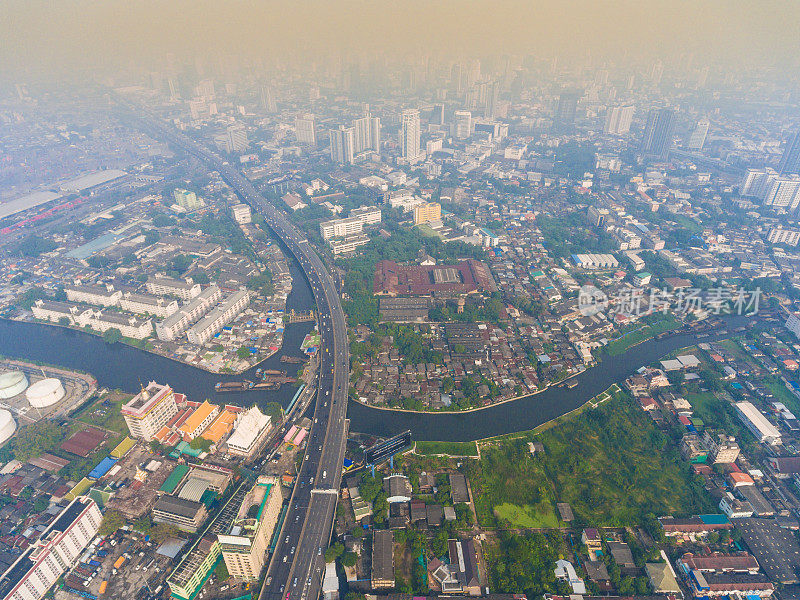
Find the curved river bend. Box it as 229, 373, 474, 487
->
0, 282, 753, 441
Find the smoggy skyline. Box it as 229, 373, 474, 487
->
2, 0, 800, 80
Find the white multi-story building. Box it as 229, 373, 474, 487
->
454, 110, 472, 139
329, 126, 355, 164
65, 284, 122, 307
687, 118, 710, 150
155, 284, 222, 341
319, 217, 364, 240
31, 300, 89, 325
231, 203, 252, 224
764, 176, 800, 210
295, 114, 317, 146
224, 125, 248, 153
119, 292, 179, 318
146, 276, 202, 300
83, 310, 153, 339
329, 234, 370, 255
786, 314, 800, 340
186, 290, 250, 345
400, 109, 421, 163
604, 105, 634, 135
121, 381, 179, 441
767, 227, 800, 246
349, 206, 382, 225
0, 497, 102, 600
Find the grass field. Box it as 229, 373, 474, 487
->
466, 393, 714, 527
494, 502, 561, 528
73, 390, 131, 435
604, 313, 681, 356
415, 440, 479, 457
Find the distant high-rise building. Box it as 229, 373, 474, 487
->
454, 110, 472, 139
778, 130, 800, 175
604, 105, 634, 135
295, 114, 317, 146
370, 116, 382, 153
196, 78, 215, 100
260, 86, 277, 113
431, 103, 445, 126
224, 125, 248, 153
484, 81, 500, 119
650, 61, 664, 85
687, 118, 710, 150
173, 188, 203, 210
400, 109, 421, 163
554, 90, 580, 130
640, 108, 675, 159
329, 126, 355, 164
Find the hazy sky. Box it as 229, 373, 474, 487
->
2, 0, 799, 78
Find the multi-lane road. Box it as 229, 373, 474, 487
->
115, 96, 350, 600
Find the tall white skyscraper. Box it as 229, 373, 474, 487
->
604, 105, 634, 135
329, 126, 355, 164
400, 109, 421, 163
687, 118, 710, 150
370, 116, 382, 154
454, 110, 472, 139
295, 114, 317, 146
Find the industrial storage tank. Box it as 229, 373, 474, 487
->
0, 409, 16, 446
0, 371, 28, 399
26, 378, 65, 408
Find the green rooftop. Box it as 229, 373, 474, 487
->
160, 464, 189, 494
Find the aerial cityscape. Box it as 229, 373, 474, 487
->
2, 2, 800, 600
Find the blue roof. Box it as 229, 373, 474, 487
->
88, 456, 118, 479
699, 514, 730, 525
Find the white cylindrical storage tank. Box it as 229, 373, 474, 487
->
0, 409, 16, 446
0, 371, 28, 399
26, 378, 65, 408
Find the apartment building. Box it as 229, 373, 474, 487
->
65, 283, 122, 307
155, 284, 222, 341
146, 276, 202, 300
702, 430, 740, 464
330, 234, 370, 255
0, 497, 102, 600
319, 217, 363, 240
121, 381, 179, 441
218, 477, 282, 580
84, 310, 153, 339
167, 537, 221, 600
413, 202, 442, 225
186, 290, 249, 345
119, 292, 179, 318
231, 203, 252, 224
767, 227, 800, 246
349, 206, 382, 225
31, 300, 89, 325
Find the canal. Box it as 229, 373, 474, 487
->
0, 275, 757, 441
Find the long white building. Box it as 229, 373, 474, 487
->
146, 276, 202, 300
65, 284, 122, 307
119, 292, 179, 318
226, 406, 272, 458
735, 401, 781, 445
155, 284, 222, 341
319, 217, 363, 240
0, 497, 102, 600
186, 290, 250, 345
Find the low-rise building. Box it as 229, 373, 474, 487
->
231, 203, 252, 224
225, 406, 272, 459
371, 530, 394, 589
178, 400, 219, 441
153, 495, 208, 532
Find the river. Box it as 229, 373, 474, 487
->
0, 275, 757, 441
